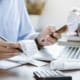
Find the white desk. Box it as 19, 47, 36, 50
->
0, 63, 80, 80
0, 44, 80, 80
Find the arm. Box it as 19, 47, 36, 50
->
17, 0, 63, 50
17, 0, 37, 41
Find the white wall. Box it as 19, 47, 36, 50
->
38, 0, 80, 30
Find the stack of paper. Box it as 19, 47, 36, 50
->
58, 33, 80, 47
50, 59, 80, 70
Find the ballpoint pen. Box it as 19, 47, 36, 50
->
0, 36, 23, 52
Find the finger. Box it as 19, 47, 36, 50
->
39, 35, 50, 44
0, 42, 21, 49
51, 32, 61, 40
47, 36, 57, 44
56, 25, 68, 33
0, 47, 20, 53
0, 52, 18, 56
0, 53, 18, 60
44, 42, 51, 45
7, 43, 21, 49
46, 26, 56, 33
0, 42, 8, 46
42, 26, 56, 35
53, 33, 61, 39
40, 37, 56, 46
43, 41, 55, 46
0, 69, 15, 77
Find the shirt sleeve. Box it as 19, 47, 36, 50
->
17, 0, 37, 41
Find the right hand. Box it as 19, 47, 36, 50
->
0, 41, 20, 59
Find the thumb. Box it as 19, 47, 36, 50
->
41, 26, 56, 35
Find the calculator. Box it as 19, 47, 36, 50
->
33, 69, 72, 80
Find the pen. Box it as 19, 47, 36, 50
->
0, 36, 23, 52
41, 25, 68, 42
16, 48, 23, 52
50, 25, 68, 40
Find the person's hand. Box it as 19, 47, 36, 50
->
36, 26, 61, 48
0, 41, 21, 59
36, 25, 67, 49
0, 69, 16, 77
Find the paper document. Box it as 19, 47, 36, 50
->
58, 38, 80, 47
0, 60, 20, 69
34, 48, 54, 61
7, 54, 47, 68
50, 59, 80, 70
0, 38, 52, 69
0, 39, 47, 69
19, 40, 39, 58
43, 44, 64, 59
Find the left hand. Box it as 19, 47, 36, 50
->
0, 42, 21, 60
36, 26, 61, 47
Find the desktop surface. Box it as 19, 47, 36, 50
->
0, 63, 79, 80
0, 45, 80, 80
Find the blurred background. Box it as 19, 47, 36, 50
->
25, 0, 80, 31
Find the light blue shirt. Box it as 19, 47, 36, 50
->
0, 0, 35, 42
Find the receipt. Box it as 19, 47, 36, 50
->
19, 40, 39, 58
